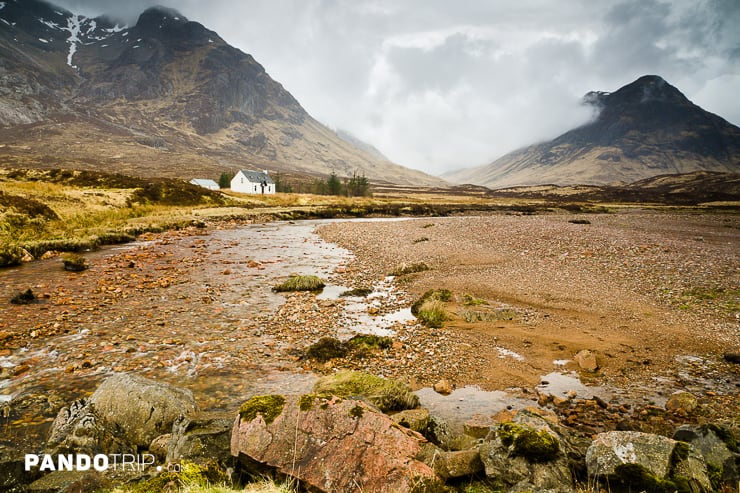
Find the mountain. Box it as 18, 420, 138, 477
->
445, 75, 740, 188
0, 0, 443, 186
486, 171, 740, 205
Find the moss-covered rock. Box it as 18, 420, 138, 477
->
306, 337, 348, 362
10, 288, 36, 305
62, 253, 88, 272
347, 334, 392, 351
497, 422, 560, 462
273, 274, 325, 292
312, 371, 419, 412
239, 395, 286, 425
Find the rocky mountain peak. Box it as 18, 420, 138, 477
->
135, 6, 188, 33
609, 74, 689, 105
0, 0, 445, 187
445, 74, 740, 188
132, 6, 213, 46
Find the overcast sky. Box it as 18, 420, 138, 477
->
53, 0, 740, 175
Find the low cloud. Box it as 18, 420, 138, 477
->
53, 0, 740, 175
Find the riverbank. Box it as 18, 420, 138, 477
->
317, 211, 739, 427
1, 210, 738, 478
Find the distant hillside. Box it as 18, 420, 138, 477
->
0, 0, 444, 186
445, 75, 740, 188
487, 171, 740, 205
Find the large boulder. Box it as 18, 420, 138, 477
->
89, 373, 199, 448
479, 408, 575, 493
231, 394, 440, 493
586, 431, 712, 492
47, 374, 199, 456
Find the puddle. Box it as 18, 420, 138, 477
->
495, 347, 526, 361
415, 386, 533, 435
537, 372, 612, 401
316, 284, 349, 300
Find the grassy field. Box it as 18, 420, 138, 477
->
1, 167, 735, 267
0, 167, 558, 266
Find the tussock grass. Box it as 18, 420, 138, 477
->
463, 294, 487, 306
460, 307, 518, 323
273, 274, 325, 292
313, 370, 419, 412
411, 289, 453, 316
0, 244, 24, 267
416, 300, 448, 328
110, 459, 296, 493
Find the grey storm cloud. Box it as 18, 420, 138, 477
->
51, 0, 740, 175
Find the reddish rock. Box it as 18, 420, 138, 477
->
231, 395, 440, 493
665, 390, 699, 413
433, 378, 453, 395
574, 349, 599, 372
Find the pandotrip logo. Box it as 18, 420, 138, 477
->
25, 453, 157, 472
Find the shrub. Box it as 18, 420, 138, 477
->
0, 244, 24, 267
273, 274, 325, 292
312, 371, 419, 412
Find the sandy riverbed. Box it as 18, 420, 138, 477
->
1, 210, 738, 452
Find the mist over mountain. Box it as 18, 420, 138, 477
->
445, 75, 740, 188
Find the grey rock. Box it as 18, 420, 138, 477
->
90, 373, 198, 448
480, 409, 574, 493
27, 470, 111, 493
664, 390, 699, 413
0, 449, 39, 493
46, 399, 132, 456
392, 408, 430, 434
416, 444, 484, 480
167, 411, 233, 466
674, 424, 739, 484
586, 431, 676, 478
586, 430, 713, 492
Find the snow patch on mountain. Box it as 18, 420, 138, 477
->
65, 14, 81, 67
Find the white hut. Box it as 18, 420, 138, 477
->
230, 170, 275, 194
